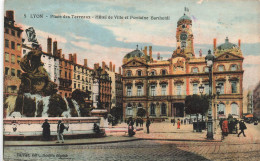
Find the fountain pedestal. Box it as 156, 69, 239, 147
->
91, 109, 108, 131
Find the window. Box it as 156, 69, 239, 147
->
65, 62, 67, 66
137, 85, 143, 96
5, 53, 9, 62
176, 84, 182, 95
74, 74, 76, 79
127, 71, 132, 77
77, 75, 80, 80
11, 68, 15, 76
78, 84, 80, 88
150, 104, 156, 115
5, 39, 9, 48
11, 54, 15, 64
193, 83, 198, 94
59, 70, 61, 76
17, 44, 21, 51
17, 56, 21, 64
231, 103, 239, 115
151, 85, 156, 96
5, 28, 9, 34
162, 70, 166, 75
11, 30, 15, 36
17, 31, 21, 38
151, 70, 156, 76
82, 86, 85, 90
192, 68, 198, 73
218, 103, 225, 115
126, 106, 133, 116
161, 84, 167, 95
231, 64, 237, 71
204, 84, 209, 94
11, 41, 15, 49
218, 65, 224, 72
23, 49, 26, 55
204, 67, 209, 73
65, 71, 67, 78
231, 81, 237, 93
69, 73, 71, 79
127, 85, 132, 96
137, 70, 142, 76
65, 93, 67, 97
17, 70, 21, 77
217, 82, 224, 94
5, 67, 9, 75
161, 103, 167, 115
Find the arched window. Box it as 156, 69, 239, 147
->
218, 103, 226, 116
204, 67, 209, 73
126, 103, 133, 116
150, 103, 156, 116
161, 103, 167, 115
231, 64, 238, 71
231, 103, 239, 115
77, 75, 80, 80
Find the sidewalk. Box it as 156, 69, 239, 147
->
4, 122, 222, 146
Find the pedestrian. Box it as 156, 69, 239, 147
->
238, 120, 247, 137
177, 119, 180, 129
222, 118, 229, 139
173, 119, 175, 126
128, 117, 135, 137
181, 119, 183, 124
42, 119, 50, 141
140, 119, 143, 127
56, 120, 67, 143
146, 117, 151, 134
136, 118, 139, 127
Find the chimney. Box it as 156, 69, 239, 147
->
149, 46, 152, 60
102, 61, 106, 73
53, 41, 57, 56
69, 54, 73, 62
238, 39, 241, 48
57, 49, 62, 58
157, 53, 160, 60
109, 62, 112, 71
62, 54, 65, 59
6, 10, 14, 21
84, 59, 88, 67
94, 63, 98, 70
119, 67, 121, 75
113, 64, 115, 72
73, 53, 77, 64
213, 38, 217, 50
143, 46, 147, 56
47, 37, 52, 55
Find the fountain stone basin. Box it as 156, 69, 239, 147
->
4, 117, 103, 139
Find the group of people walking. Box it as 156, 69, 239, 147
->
220, 118, 247, 139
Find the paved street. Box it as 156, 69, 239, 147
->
3, 123, 260, 161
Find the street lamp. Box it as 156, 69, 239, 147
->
205, 49, 215, 140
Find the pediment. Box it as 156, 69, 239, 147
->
215, 52, 243, 61
122, 58, 147, 67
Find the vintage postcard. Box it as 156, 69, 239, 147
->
2, 0, 260, 160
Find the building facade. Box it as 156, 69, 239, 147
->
4, 10, 23, 96
122, 13, 244, 120
253, 82, 260, 119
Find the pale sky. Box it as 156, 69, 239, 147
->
4, 0, 260, 90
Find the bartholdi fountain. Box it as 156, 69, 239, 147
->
4, 49, 104, 140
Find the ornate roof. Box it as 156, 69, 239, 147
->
124, 48, 145, 59
217, 37, 238, 50
178, 14, 191, 22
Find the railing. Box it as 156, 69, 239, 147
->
125, 95, 186, 100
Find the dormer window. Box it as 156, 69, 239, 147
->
218, 65, 224, 72
231, 64, 238, 71
192, 67, 198, 73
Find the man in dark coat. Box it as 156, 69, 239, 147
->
128, 117, 135, 137
56, 120, 66, 143
238, 120, 247, 137
146, 117, 151, 134
42, 119, 50, 141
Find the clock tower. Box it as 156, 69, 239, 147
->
176, 12, 195, 57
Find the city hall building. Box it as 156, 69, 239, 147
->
122, 13, 244, 120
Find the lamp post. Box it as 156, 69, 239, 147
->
214, 85, 221, 133
205, 49, 214, 139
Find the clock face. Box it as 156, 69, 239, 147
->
180, 33, 187, 41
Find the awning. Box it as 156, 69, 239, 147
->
245, 114, 253, 118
